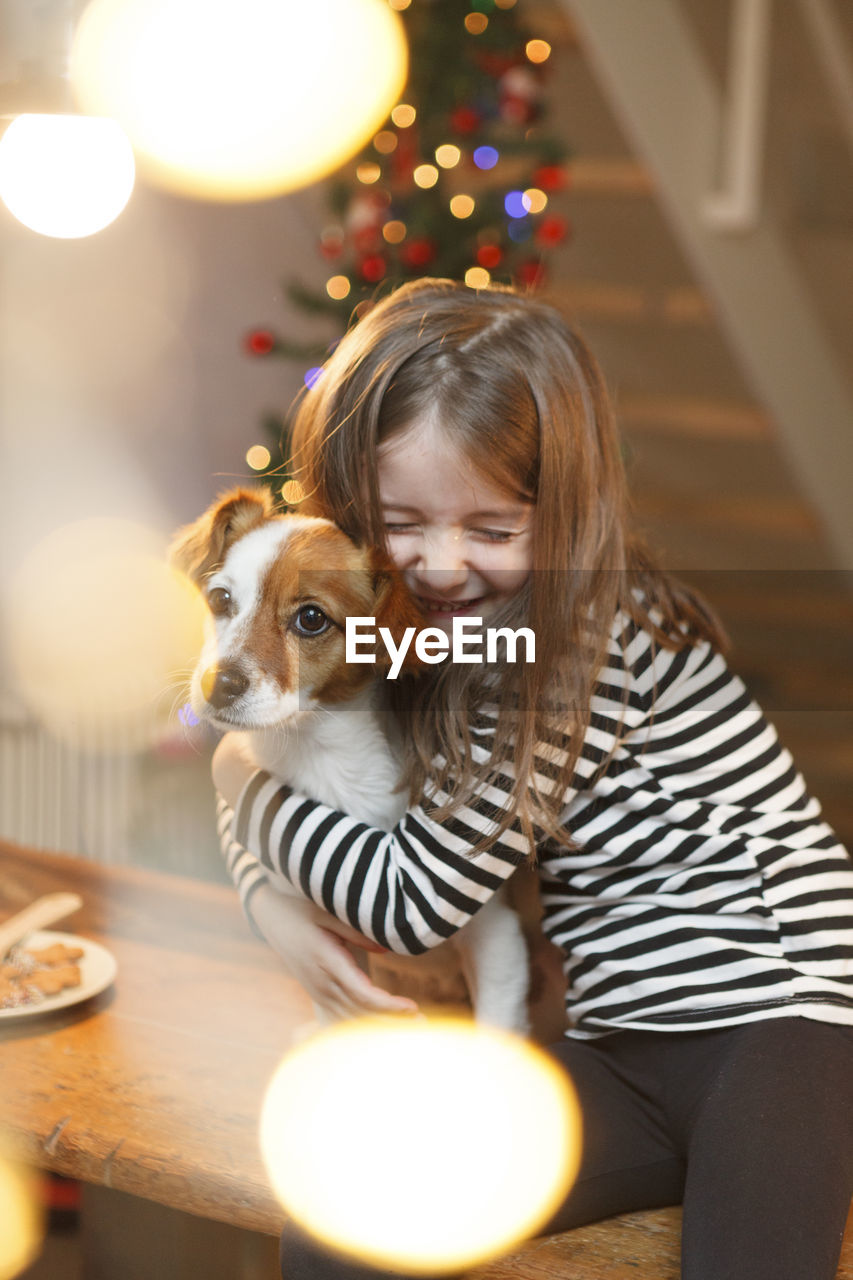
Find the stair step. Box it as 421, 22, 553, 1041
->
548, 282, 712, 324
618, 393, 772, 439
635, 492, 820, 540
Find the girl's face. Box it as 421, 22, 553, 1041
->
377, 419, 534, 634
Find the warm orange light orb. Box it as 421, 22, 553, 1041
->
260, 1017, 582, 1275
0, 1158, 43, 1280
6, 520, 207, 749
71, 0, 408, 201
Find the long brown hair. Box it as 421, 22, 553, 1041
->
283, 278, 725, 858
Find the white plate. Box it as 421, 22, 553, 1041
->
0, 929, 117, 1021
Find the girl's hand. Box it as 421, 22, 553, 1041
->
250, 882, 420, 1022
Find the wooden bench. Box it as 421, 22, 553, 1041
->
471, 1205, 853, 1279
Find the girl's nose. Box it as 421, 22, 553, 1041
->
418, 529, 467, 577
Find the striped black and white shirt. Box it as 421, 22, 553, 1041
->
219, 612, 853, 1039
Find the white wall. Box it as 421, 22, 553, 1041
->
0, 175, 330, 545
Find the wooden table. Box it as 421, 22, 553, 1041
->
2, 839, 851, 1279
0, 838, 313, 1237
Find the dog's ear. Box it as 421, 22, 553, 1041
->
169, 487, 276, 584
370, 546, 424, 674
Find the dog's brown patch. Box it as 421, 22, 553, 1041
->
170, 487, 276, 584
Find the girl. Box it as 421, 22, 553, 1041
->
213, 279, 853, 1280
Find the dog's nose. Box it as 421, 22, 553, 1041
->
202, 665, 249, 709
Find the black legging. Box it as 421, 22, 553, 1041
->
278, 1019, 853, 1280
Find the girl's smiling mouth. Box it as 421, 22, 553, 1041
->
416, 594, 487, 616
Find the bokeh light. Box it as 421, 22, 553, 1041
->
465, 266, 492, 288
281, 480, 305, 505
304, 366, 324, 389
356, 162, 382, 185
382, 220, 407, 244
71, 0, 407, 201
0, 114, 134, 239
413, 164, 439, 189
0, 1158, 42, 1280
260, 1017, 581, 1275
5, 521, 205, 750
450, 194, 475, 219
373, 130, 398, 155
391, 103, 416, 128
526, 39, 552, 63
464, 13, 489, 34
246, 444, 271, 471
524, 186, 548, 213
473, 145, 499, 170
325, 274, 351, 300
435, 144, 461, 168
505, 189, 533, 218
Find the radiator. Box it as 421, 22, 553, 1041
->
0, 712, 225, 881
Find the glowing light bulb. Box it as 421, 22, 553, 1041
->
473, 145, 499, 170
465, 266, 492, 289
0, 1158, 42, 1280
435, 144, 461, 168
246, 445, 271, 471
71, 0, 407, 201
524, 186, 548, 213
260, 1017, 581, 1275
526, 39, 552, 63
382, 219, 407, 244
391, 103, 416, 128
373, 130, 397, 155
326, 275, 351, 300
505, 189, 533, 219
450, 194, 475, 218
356, 162, 382, 184
413, 164, 439, 189
6, 520, 205, 750
465, 13, 489, 34
0, 114, 134, 239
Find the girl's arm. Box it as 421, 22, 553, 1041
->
212, 731, 529, 956
217, 787, 419, 1016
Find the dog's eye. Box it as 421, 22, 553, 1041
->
293, 604, 330, 636
208, 587, 233, 617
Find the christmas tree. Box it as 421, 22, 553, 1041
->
244, 0, 571, 497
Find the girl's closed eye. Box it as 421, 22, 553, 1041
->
384, 523, 516, 542
475, 529, 517, 543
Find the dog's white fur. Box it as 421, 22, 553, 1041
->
172, 490, 530, 1033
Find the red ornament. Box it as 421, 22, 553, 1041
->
532, 164, 567, 192
535, 215, 570, 247
450, 106, 481, 134
516, 260, 546, 289
400, 237, 436, 269
476, 243, 503, 270
359, 254, 387, 283
244, 329, 275, 356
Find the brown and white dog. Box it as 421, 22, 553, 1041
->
171, 487, 531, 1033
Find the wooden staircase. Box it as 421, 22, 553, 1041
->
529, 0, 853, 847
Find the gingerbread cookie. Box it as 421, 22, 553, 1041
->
0, 940, 85, 1009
